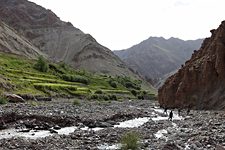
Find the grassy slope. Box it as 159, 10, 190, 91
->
0, 52, 155, 100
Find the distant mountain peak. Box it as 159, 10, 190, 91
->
114, 36, 203, 87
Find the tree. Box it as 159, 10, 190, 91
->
34, 56, 49, 72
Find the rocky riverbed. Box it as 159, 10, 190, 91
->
0, 99, 225, 150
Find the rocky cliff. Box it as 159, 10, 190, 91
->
114, 37, 203, 85
158, 21, 225, 110
0, 0, 136, 77
0, 21, 44, 58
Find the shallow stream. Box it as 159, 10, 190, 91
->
0, 107, 184, 150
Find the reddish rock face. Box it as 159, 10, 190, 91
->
158, 21, 225, 110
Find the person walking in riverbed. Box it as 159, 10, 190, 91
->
168, 111, 173, 121
187, 109, 190, 115
164, 107, 168, 115
178, 109, 181, 116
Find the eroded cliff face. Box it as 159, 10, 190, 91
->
0, 21, 44, 58
0, 0, 135, 77
158, 21, 225, 110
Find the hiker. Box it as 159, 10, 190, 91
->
178, 109, 181, 116
187, 109, 190, 115
168, 111, 173, 121
164, 107, 168, 115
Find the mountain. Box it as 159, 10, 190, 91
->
114, 37, 203, 85
158, 21, 225, 110
0, 0, 137, 78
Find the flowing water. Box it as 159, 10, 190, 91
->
114, 117, 150, 128
98, 144, 122, 150
0, 126, 78, 139
154, 129, 168, 140
0, 107, 184, 150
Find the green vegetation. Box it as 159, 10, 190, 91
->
108, 80, 117, 88
61, 74, 89, 84
0, 97, 7, 105
131, 90, 138, 96
121, 131, 140, 150
0, 52, 155, 99
34, 56, 49, 72
89, 94, 117, 101
94, 90, 103, 94
28, 100, 39, 106
72, 99, 81, 106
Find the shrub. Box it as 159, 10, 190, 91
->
137, 95, 144, 100
89, 94, 98, 100
49, 64, 64, 74
95, 90, 103, 94
115, 76, 141, 90
136, 86, 141, 90
109, 94, 117, 101
89, 94, 117, 101
109, 80, 117, 88
59, 62, 68, 70
0, 97, 7, 105
131, 90, 137, 96
61, 75, 89, 84
125, 82, 134, 88
73, 99, 81, 106
121, 131, 140, 150
125, 82, 140, 90
102, 94, 109, 101
142, 91, 147, 95
34, 56, 49, 72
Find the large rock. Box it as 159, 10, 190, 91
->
5, 94, 25, 103
158, 21, 225, 110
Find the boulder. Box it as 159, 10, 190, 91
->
5, 94, 25, 103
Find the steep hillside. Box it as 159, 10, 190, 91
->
0, 21, 44, 59
0, 52, 155, 100
158, 21, 225, 110
0, 0, 136, 77
115, 37, 203, 84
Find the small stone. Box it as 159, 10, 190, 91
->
49, 128, 58, 134
53, 125, 61, 130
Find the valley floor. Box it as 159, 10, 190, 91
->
0, 99, 224, 150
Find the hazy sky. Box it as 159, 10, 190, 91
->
30, 0, 224, 50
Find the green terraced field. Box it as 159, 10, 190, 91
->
0, 52, 155, 100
